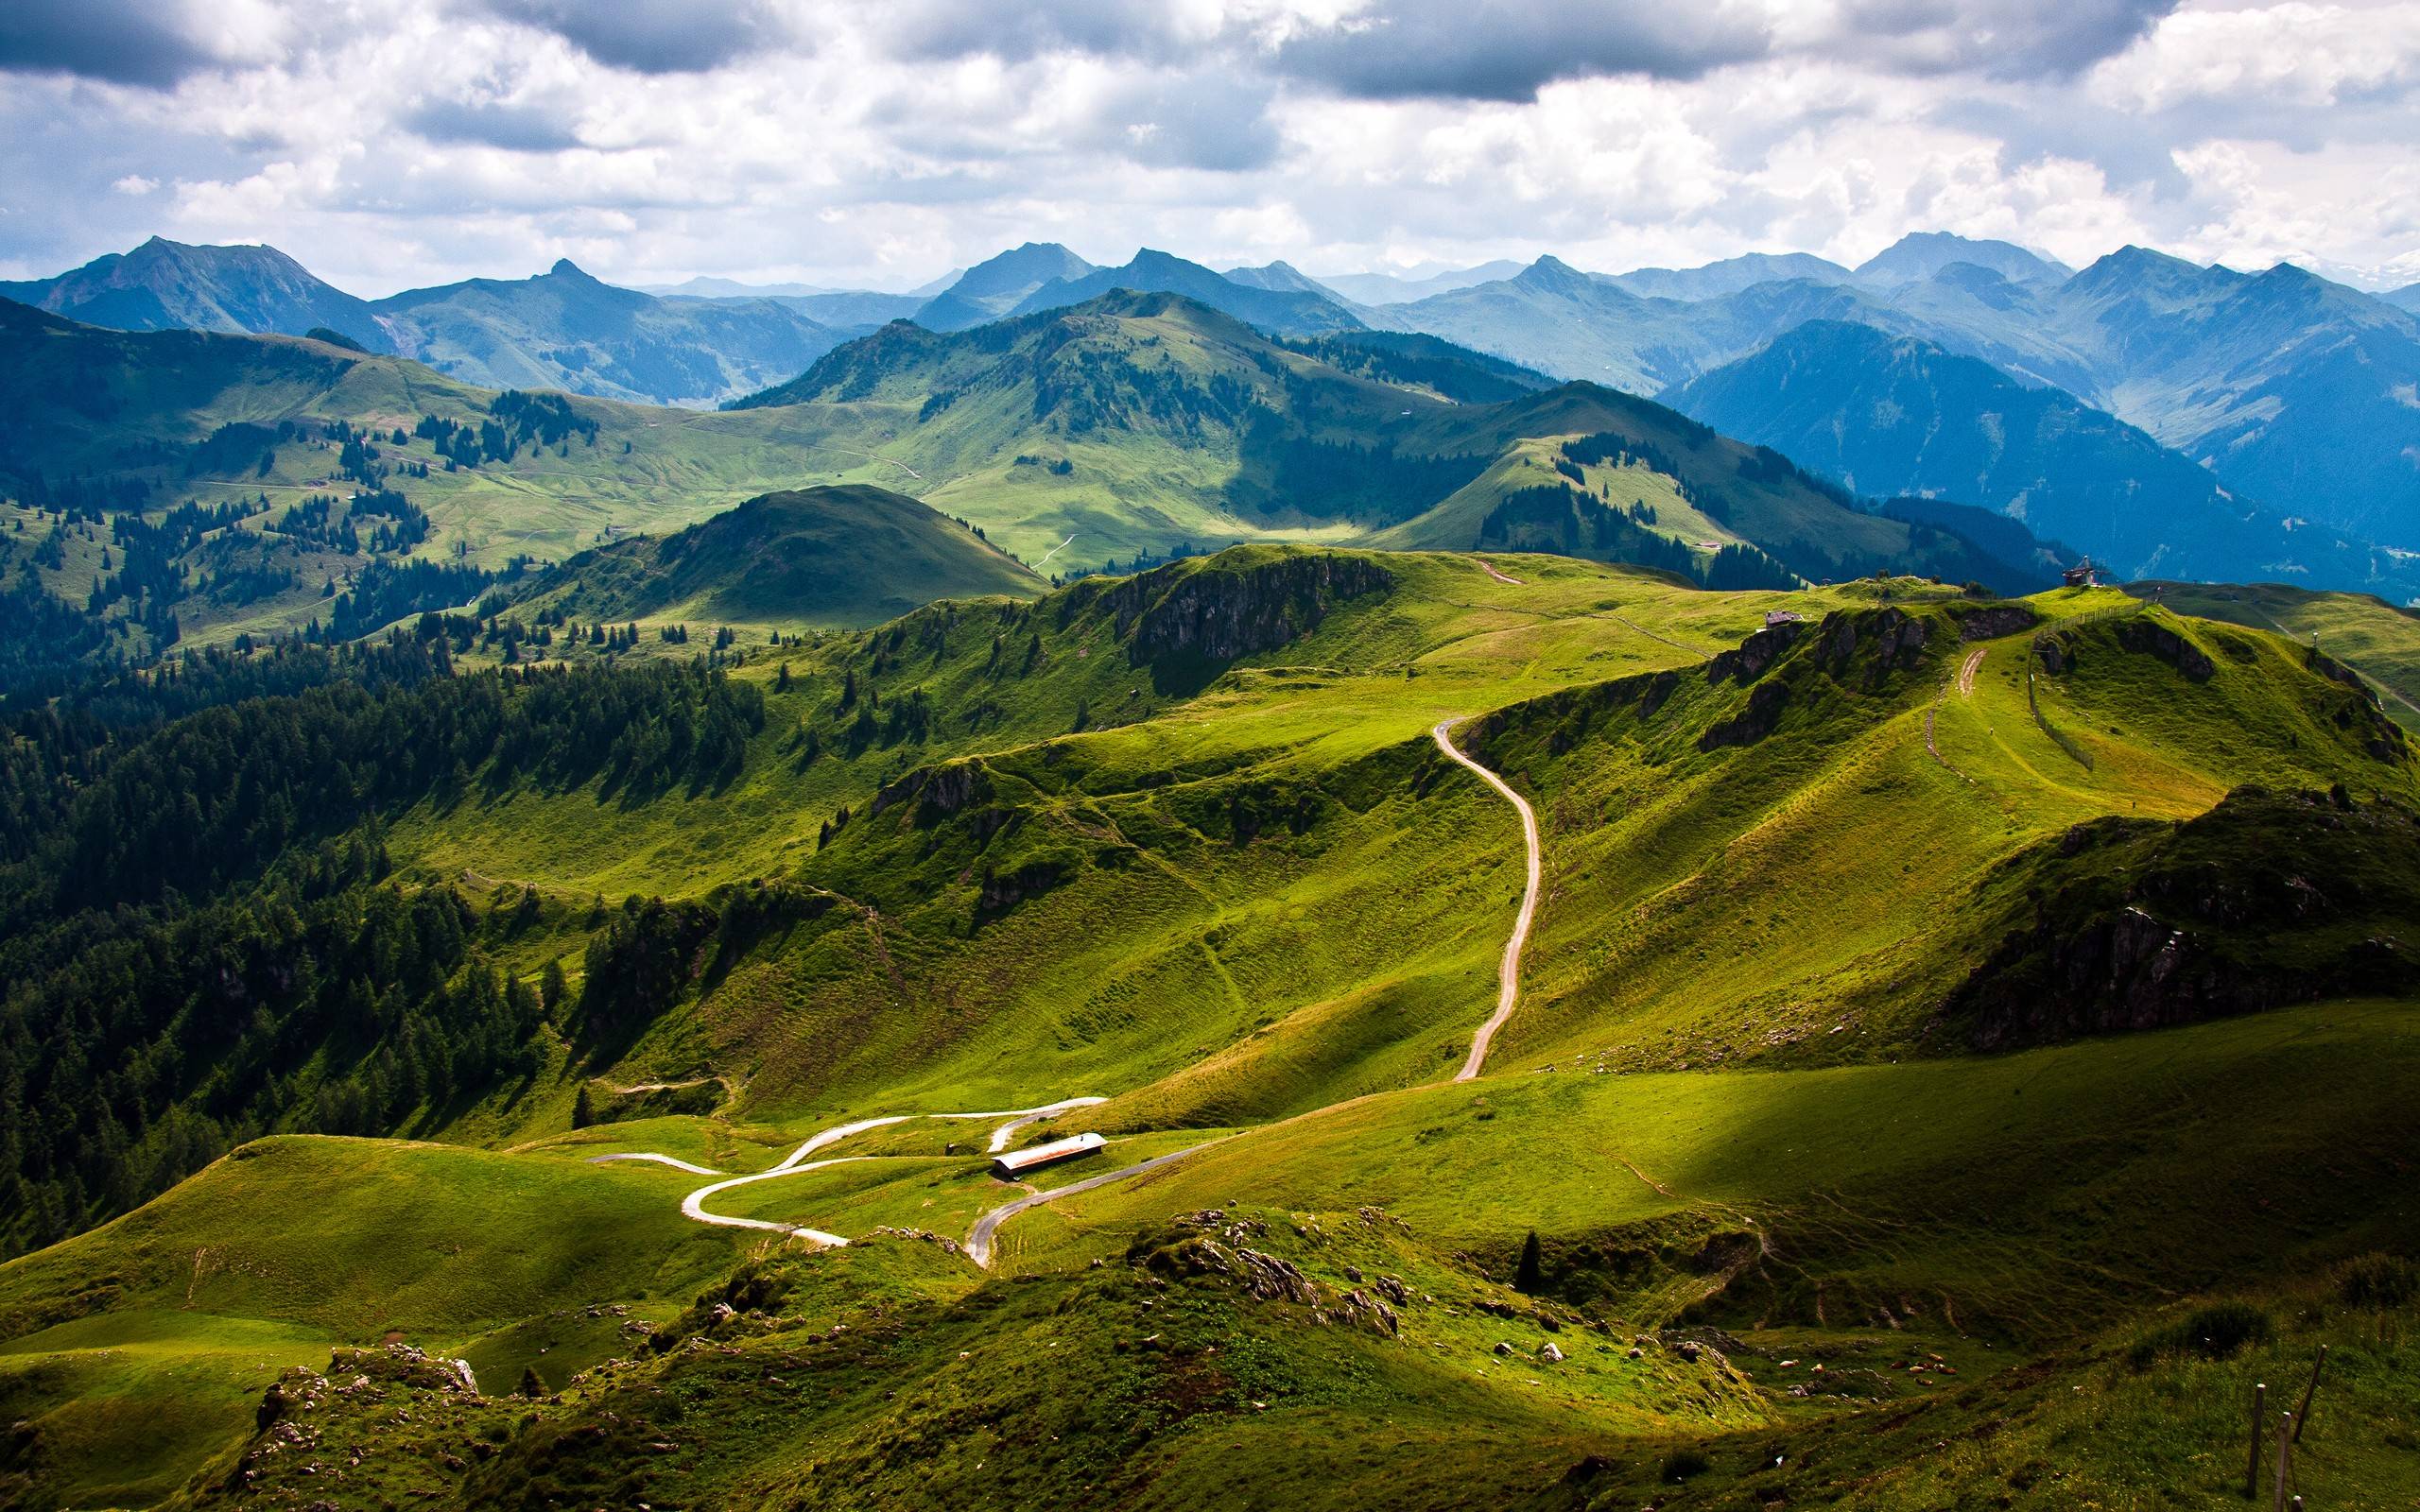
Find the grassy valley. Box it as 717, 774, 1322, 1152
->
2, 538, 2415, 1508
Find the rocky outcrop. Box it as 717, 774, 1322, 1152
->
2116, 617, 2216, 681
1950, 602, 2040, 642
1947, 788, 2420, 1049
1101, 552, 1393, 666
1704, 621, 1804, 684
1127, 1211, 1405, 1336
1698, 679, 1791, 751
870, 758, 994, 823
1813, 606, 1929, 683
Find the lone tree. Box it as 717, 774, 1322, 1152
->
1515, 1229, 1544, 1294
519, 1365, 546, 1399
571, 1084, 596, 1129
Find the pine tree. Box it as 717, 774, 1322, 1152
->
520, 1365, 546, 1398
1515, 1229, 1544, 1294
571, 1084, 595, 1129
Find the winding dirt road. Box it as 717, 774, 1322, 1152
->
595, 728, 1546, 1264
1432, 718, 1543, 1081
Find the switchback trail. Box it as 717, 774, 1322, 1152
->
1433, 718, 1543, 1081
596, 720, 1545, 1264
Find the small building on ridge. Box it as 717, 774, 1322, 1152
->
991, 1131, 1106, 1179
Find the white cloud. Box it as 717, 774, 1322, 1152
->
0, 0, 2413, 292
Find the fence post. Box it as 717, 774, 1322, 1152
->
2272, 1413, 2294, 1512
2246, 1383, 2266, 1499
2292, 1345, 2327, 1442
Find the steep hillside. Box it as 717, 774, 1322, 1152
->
493, 486, 1043, 628
368, 260, 856, 406
0, 301, 940, 671
0, 236, 390, 352
912, 242, 1098, 331
732, 290, 2032, 583
1668, 320, 2420, 599
2129, 579, 2420, 723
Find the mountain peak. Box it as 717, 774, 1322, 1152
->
1858, 232, 2069, 287
547, 257, 596, 281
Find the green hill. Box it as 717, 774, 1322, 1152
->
494, 485, 1043, 628
735, 290, 2045, 586
0, 300, 944, 669
2129, 578, 2420, 724
3, 546, 2416, 1509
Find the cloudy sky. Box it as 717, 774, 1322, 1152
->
1, 0, 2415, 295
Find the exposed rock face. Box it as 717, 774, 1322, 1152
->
1698, 679, 1792, 751
2116, 617, 2216, 681
1102, 553, 1394, 666
870, 758, 994, 822
1951, 602, 2040, 642
1704, 621, 1804, 684
977, 858, 1071, 914
1812, 607, 1928, 683
1948, 788, 2420, 1049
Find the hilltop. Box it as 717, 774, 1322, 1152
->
0, 300, 939, 669
0, 236, 389, 352
493, 485, 1044, 629
735, 289, 2045, 584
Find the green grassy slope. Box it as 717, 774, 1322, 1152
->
730, 290, 2042, 583
492, 484, 1044, 629
2134, 578, 2420, 724
4, 549, 2417, 1509
0, 1136, 745, 1509
0, 300, 915, 602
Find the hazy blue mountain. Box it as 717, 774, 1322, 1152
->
768, 290, 925, 326
1668, 319, 2418, 598
1606, 251, 1854, 301
2048, 251, 2420, 540
2381, 283, 2420, 314
912, 243, 1096, 331
1001, 249, 1366, 334
638, 276, 838, 299
1390, 256, 1879, 392
368, 259, 854, 407
1854, 231, 2071, 286
1221, 260, 1334, 295
0, 236, 391, 352
1307, 260, 1526, 305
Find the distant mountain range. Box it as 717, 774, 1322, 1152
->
734, 288, 2042, 589
9, 231, 2418, 596
0, 237, 389, 352
0, 239, 883, 406
1352, 237, 2420, 552
1298, 261, 1525, 305
1670, 320, 2413, 595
